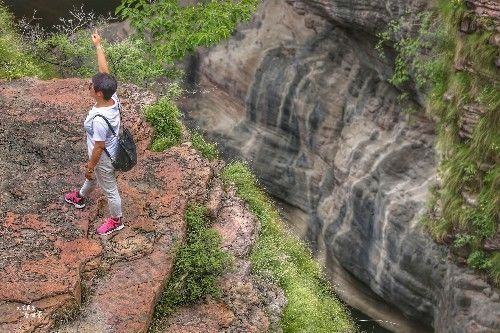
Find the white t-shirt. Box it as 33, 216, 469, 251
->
83, 93, 121, 159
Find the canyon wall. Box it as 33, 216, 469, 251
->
181, 0, 500, 331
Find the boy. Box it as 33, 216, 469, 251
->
64, 30, 124, 236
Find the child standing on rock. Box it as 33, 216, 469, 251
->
64, 30, 124, 235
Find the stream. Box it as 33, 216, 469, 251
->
275, 198, 431, 333
3, 0, 121, 28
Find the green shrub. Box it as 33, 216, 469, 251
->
104, 37, 167, 84
0, 2, 52, 79
144, 98, 221, 158
151, 204, 232, 329
453, 234, 475, 248
116, 0, 258, 63
467, 250, 492, 270
222, 162, 355, 333
469, 251, 500, 285
376, 11, 436, 89
190, 130, 219, 161
144, 97, 184, 151
25, 25, 168, 84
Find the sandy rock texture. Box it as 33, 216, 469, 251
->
180, 0, 500, 331
0, 78, 212, 333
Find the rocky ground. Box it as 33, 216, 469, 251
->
0, 78, 284, 333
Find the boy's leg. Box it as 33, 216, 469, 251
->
65, 178, 96, 208
80, 178, 97, 198
94, 158, 122, 219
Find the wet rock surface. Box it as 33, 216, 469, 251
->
180, 0, 500, 331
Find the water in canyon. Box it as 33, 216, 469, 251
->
3, 0, 121, 28
278, 199, 431, 333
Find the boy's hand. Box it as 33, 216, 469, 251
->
83, 163, 94, 180
92, 28, 109, 73
92, 29, 102, 47
85, 168, 94, 180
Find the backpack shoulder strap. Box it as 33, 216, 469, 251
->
92, 114, 115, 161
93, 114, 117, 137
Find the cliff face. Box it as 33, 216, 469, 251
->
181, 0, 500, 331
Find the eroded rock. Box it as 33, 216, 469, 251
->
161, 180, 285, 333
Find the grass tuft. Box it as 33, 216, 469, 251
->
487, 253, 500, 285
424, 0, 499, 282
144, 97, 184, 151
190, 130, 219, 161
150, 204, 233, 332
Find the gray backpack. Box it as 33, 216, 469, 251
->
93, 114, 137, 171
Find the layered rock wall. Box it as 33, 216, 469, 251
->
181, 0, 500, 331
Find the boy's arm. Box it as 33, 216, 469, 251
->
91, 30, 109, 74
85, 141, 105, 180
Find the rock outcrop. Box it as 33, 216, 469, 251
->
162, 181, 285, 333
285, 0, 429, 32
0, 78, 284, 333
180, 0, 500, 331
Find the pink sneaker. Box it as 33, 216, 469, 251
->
64, 190, 86, 209
96, 217, 124, 236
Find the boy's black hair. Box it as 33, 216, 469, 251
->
92, 73, 117, 100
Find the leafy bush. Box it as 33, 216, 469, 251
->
376, 11, 438, 90
17, 6, 168, 84
453, 234, 475, 248
116, 0, 258, 63
222, 162, 355, 333
152, 204, 232, 329
143, 97, 221, 159
190, 130, 219, 161
16, 0, 258, 84
144, 97, 184, 151
467, 250, 492, 270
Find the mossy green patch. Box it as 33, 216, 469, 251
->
144, 97, 184, 151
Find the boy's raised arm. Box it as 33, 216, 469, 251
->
92, 30, 109, 74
